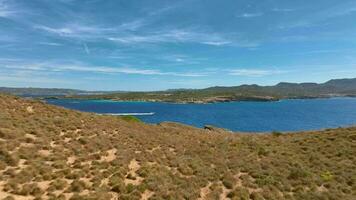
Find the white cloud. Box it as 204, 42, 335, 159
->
228, 69, 285, 77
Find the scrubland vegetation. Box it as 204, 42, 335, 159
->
0, 93, 355, 199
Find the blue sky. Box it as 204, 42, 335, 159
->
0, 0, 356, 91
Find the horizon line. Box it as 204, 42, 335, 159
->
1, 77, 354, 93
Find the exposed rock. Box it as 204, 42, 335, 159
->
26, 106, 34, 113
204, 125, 231, 133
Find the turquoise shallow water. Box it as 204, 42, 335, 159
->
46, 98, 356, 132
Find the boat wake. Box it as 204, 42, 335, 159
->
100, 112, 155, 116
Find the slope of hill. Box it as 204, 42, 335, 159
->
0, 94, 355, 199
63, 78, 356, 103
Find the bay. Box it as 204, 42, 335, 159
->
46, 98, 356, 132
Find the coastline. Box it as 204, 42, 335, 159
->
42, 94, 356, 104
20, 93, 356, 133
43, 95, 356, 133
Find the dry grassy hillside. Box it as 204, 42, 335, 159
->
0, 94, 355, 200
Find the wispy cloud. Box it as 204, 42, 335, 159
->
1, 60, 206, 77
34, 23, 232, 46
34, 19, 147, 41
0, 73, 69, 84
0, 0, 15, 18
108, 29, 232, 46
156, 54, 208, 65
237, 12, 264, 18
117, 20, 146, 31
228, 69, 285, 77
148, 5, 178, 16
272, 8, 295, 12
83, 43, 90, 54
0, 57, 22, 62
61, 65, 206, 77
35, 25, 73, 35
201, 41, 231, 46
34, 24, 115, 39
330, 4, 356, 17
38, 42, 63, 46
276, 2, 356, 31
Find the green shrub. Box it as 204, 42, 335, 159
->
111, 184, 125, 193
227, 187, 249, 199
18, 183, 42, 196
250, 192, 264, 200
257, 147, 269, 156
120, 116, 141, 123
125, 184, 136, 193
272, 131, 283, 137
126, 173, 136, 180
288, 167, 309, 180
50, 179, 68, 190
67, 180, 86, 192
0, 149, 18, 166
2, 196, 15, 200
69, 194, 86, 200
256, 175, 277, 186
320, 171, 333, 181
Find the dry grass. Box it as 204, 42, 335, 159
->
0, 93, 355, 200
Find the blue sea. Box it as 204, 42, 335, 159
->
46, 98, 356, 132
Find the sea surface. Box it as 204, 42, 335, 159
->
46, 98, 356, 132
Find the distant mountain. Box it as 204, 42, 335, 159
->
200, 78, 356, 98
59, 78, 356, 103
1, 78, 356, 102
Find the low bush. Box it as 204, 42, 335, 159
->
272, 131, 283, 137
120, 116, 141, 123
67, 179, 86, 193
